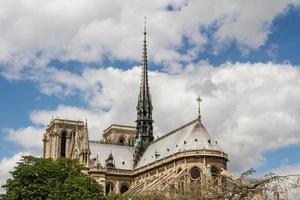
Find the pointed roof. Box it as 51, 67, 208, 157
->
136, 119, 225, 168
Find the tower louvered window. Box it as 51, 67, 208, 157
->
60, 132, 66, 157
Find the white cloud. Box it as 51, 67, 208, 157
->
273, 163, 300, 176
0, 152, 31, 193
0, 0, 300, 77
4, 127, 44, 150
213, 1, 291, 50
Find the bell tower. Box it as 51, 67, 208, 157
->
43, 118, 91, 166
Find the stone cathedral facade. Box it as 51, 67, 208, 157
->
42, 25, 229, 195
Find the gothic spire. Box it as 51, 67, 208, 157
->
135, 17, 154, 154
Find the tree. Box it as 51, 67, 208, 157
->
104, 192, 128, 200
0, 156, 104, 200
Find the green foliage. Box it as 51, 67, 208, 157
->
1, 156, 104, 200
104, 192, 129, 200
128, 193, 167, 200
49, 175, 104, 200
105, 192, 167, 200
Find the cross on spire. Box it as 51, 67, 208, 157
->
196, 96, 202, 121
144, 16, 147, 33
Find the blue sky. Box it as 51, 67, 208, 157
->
1, 0, 300, 184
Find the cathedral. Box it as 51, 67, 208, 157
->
42, 23, 229, 195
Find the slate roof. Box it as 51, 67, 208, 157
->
88, 118, 224, 170
89, 141, 134, 170
136, 118, 223, 168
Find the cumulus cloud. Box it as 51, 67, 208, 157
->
0, 0, 300, 77
273, 163, 300, 176
4, 127, 44, 150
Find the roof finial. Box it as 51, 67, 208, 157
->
144, 16, 147, 34
196, 96, 202, 121
85, 117, 88, 130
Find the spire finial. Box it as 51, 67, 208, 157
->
196, 96, 202, 121
144, 16, 147, 34
85, 117, 88, 130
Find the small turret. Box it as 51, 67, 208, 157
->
106, 153, 115, 168
82, 118, 91, 166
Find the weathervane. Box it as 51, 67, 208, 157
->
196, 96, 202, 121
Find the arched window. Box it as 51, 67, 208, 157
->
118, 137, 125, 145
105, 182, 114, 195
190, 167, 201, 180
60, 132, 67, 157
120, 184, 129, 194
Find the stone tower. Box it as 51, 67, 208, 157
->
134, 18, 154, 163
43, 118, 90, 166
